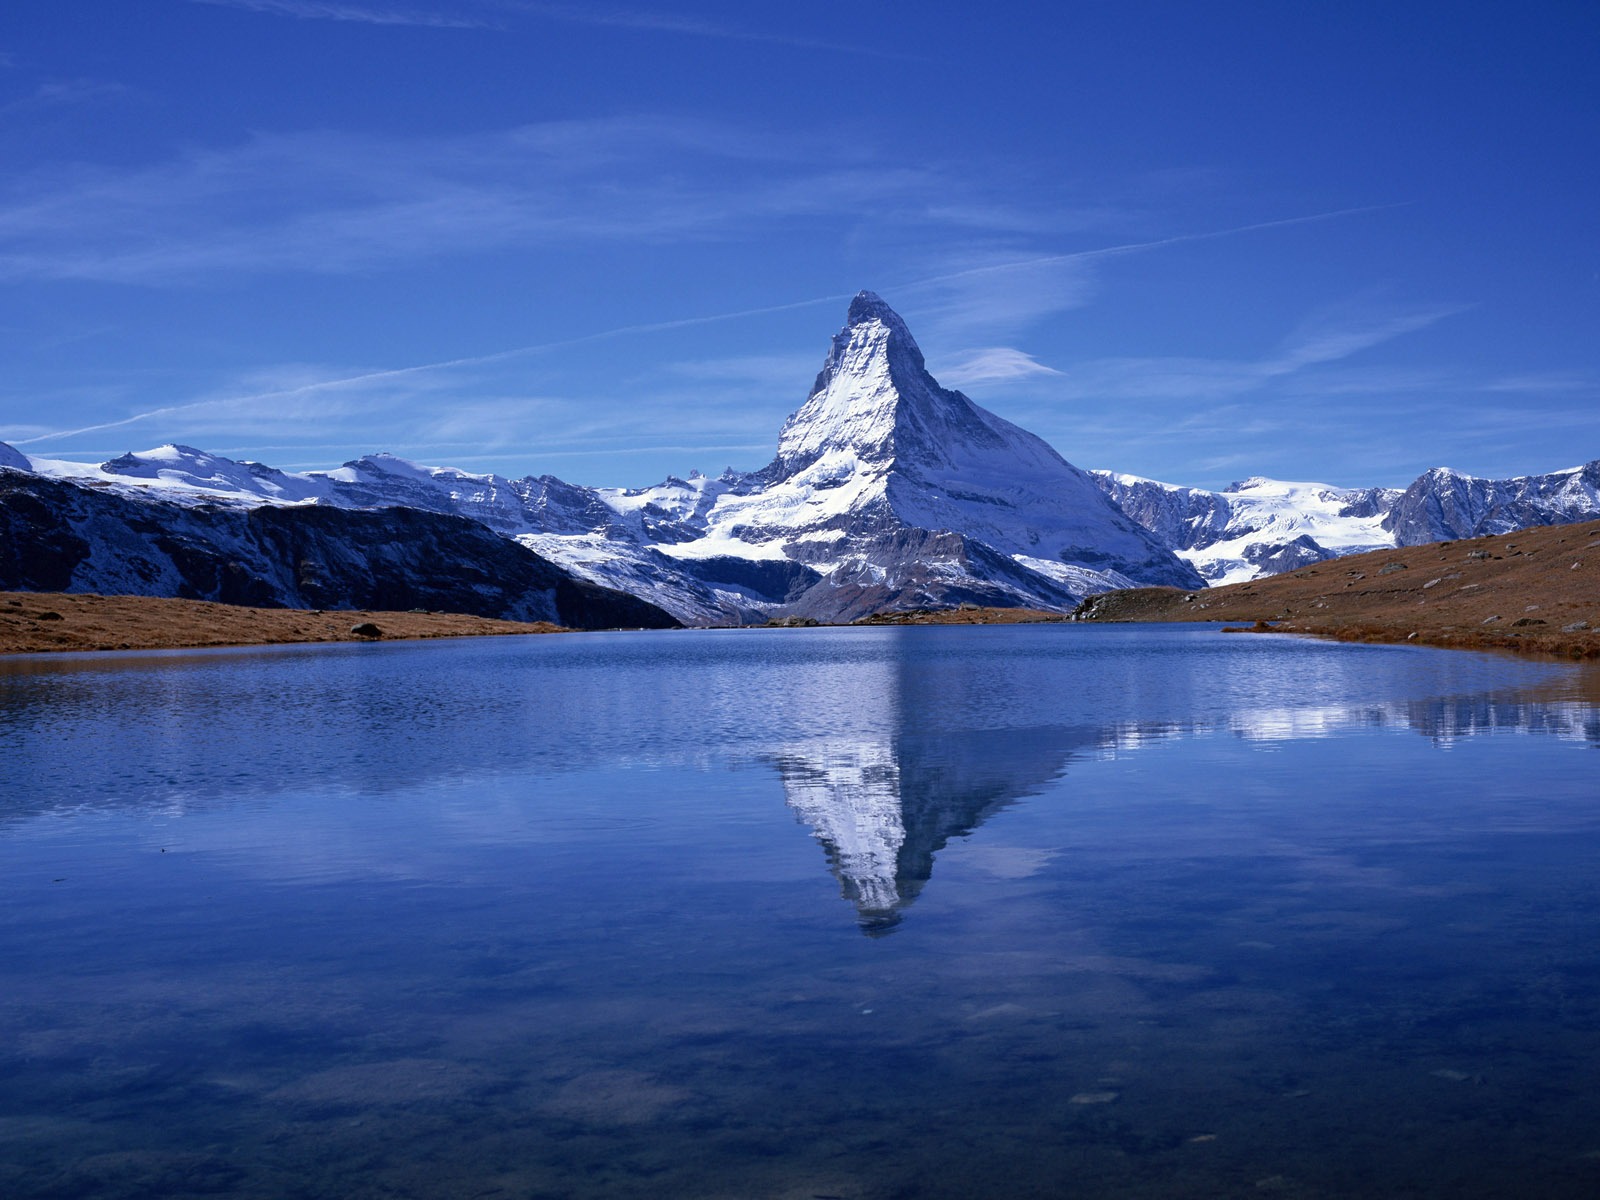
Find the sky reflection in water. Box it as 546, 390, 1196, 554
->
2, 626, 1598, 1198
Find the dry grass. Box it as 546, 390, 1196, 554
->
1078, 518, 1600, 660
0, 592, 563, 656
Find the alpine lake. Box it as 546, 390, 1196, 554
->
3, 623, 1599, 1199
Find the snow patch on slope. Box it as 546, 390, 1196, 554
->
1092, 470, 1400, 584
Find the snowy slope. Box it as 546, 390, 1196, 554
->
0, 442, 32, 473
571, 291, 1201, 617
1385, 462, 1600, 545
1092, 471, 1400, 584
26, 444, 335, 505
1094, 460, 1600, 584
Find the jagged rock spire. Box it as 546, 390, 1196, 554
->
774, 291, 974, 478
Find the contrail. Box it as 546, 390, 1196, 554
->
890, 204, 1408, 291
13, 294, 854, 446
15, 204, 1399, 449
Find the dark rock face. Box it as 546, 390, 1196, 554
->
674, 555, 823, 604
779, 529, 1083, 623
1338, 486, 1398, 520
1384, 461, 1600, 545
1090, 476, 1233, 551
0, 474, 677, 630
1242, 535, 1336, 575
0, 476, 90, 591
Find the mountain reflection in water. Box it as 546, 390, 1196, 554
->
4, 630, 1600, 1200
771, 692, 1599, 936
774, 727, 1086, 934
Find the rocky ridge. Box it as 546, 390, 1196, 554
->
1093, 463, 1600, 584
0, 471, 677, 629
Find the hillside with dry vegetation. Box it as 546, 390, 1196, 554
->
0, 592, 561, 655
1074, 519, 1600, 658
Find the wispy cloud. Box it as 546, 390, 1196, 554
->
1270, 302, 1468, 373
8, 292, 856, 448
0, 118, 946, 283
494, 2, 927, 61
0, 78, 130, 117
1044, 301, 1467, 406
898, 205, 1408, 296
12, 207, 1412, 458
188, 0, 921, 58
188, 0, 493, 28
936, 347, 1062, 388
902, 248, 1101, 343
887, 205, 1409, 349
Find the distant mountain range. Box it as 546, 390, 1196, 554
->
1093, 460, 1600, 584
2, 292, 1597, 623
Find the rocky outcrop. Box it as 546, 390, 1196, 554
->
1090, 472, 1399, 585
1093, 462, 1600, 587
1384, 461, 1600, 545
0, 473, 677, 629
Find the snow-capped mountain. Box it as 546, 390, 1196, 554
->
0, 470, 677, 628
1093, 460, 1600, 585
2, 293, 1201, 623
1091, 472, 1401, 584
1385, 461, 1600, 545
679, 293, 1198, 592
521, 292, 1202, 620
6, 290, 1596, 615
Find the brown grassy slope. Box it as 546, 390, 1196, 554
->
0, 592, 562, 655
1075, 518, 1600, 659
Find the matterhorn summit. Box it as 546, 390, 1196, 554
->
683, 291, 1205, 615
769, 289, 967, 476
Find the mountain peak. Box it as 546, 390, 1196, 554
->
842, 290, 924, 370
770, 292, 944, 477
847, 289, 902, 327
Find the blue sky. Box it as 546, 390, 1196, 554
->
2, 1, 1596, 490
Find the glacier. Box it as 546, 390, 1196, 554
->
1093, 462, 1600, 585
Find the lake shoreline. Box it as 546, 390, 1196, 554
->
0, 591, 563, 655
6, 517, 1597, 658
1074, 518, 1600, 661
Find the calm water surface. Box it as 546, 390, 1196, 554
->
3, 625, 1599, 1198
